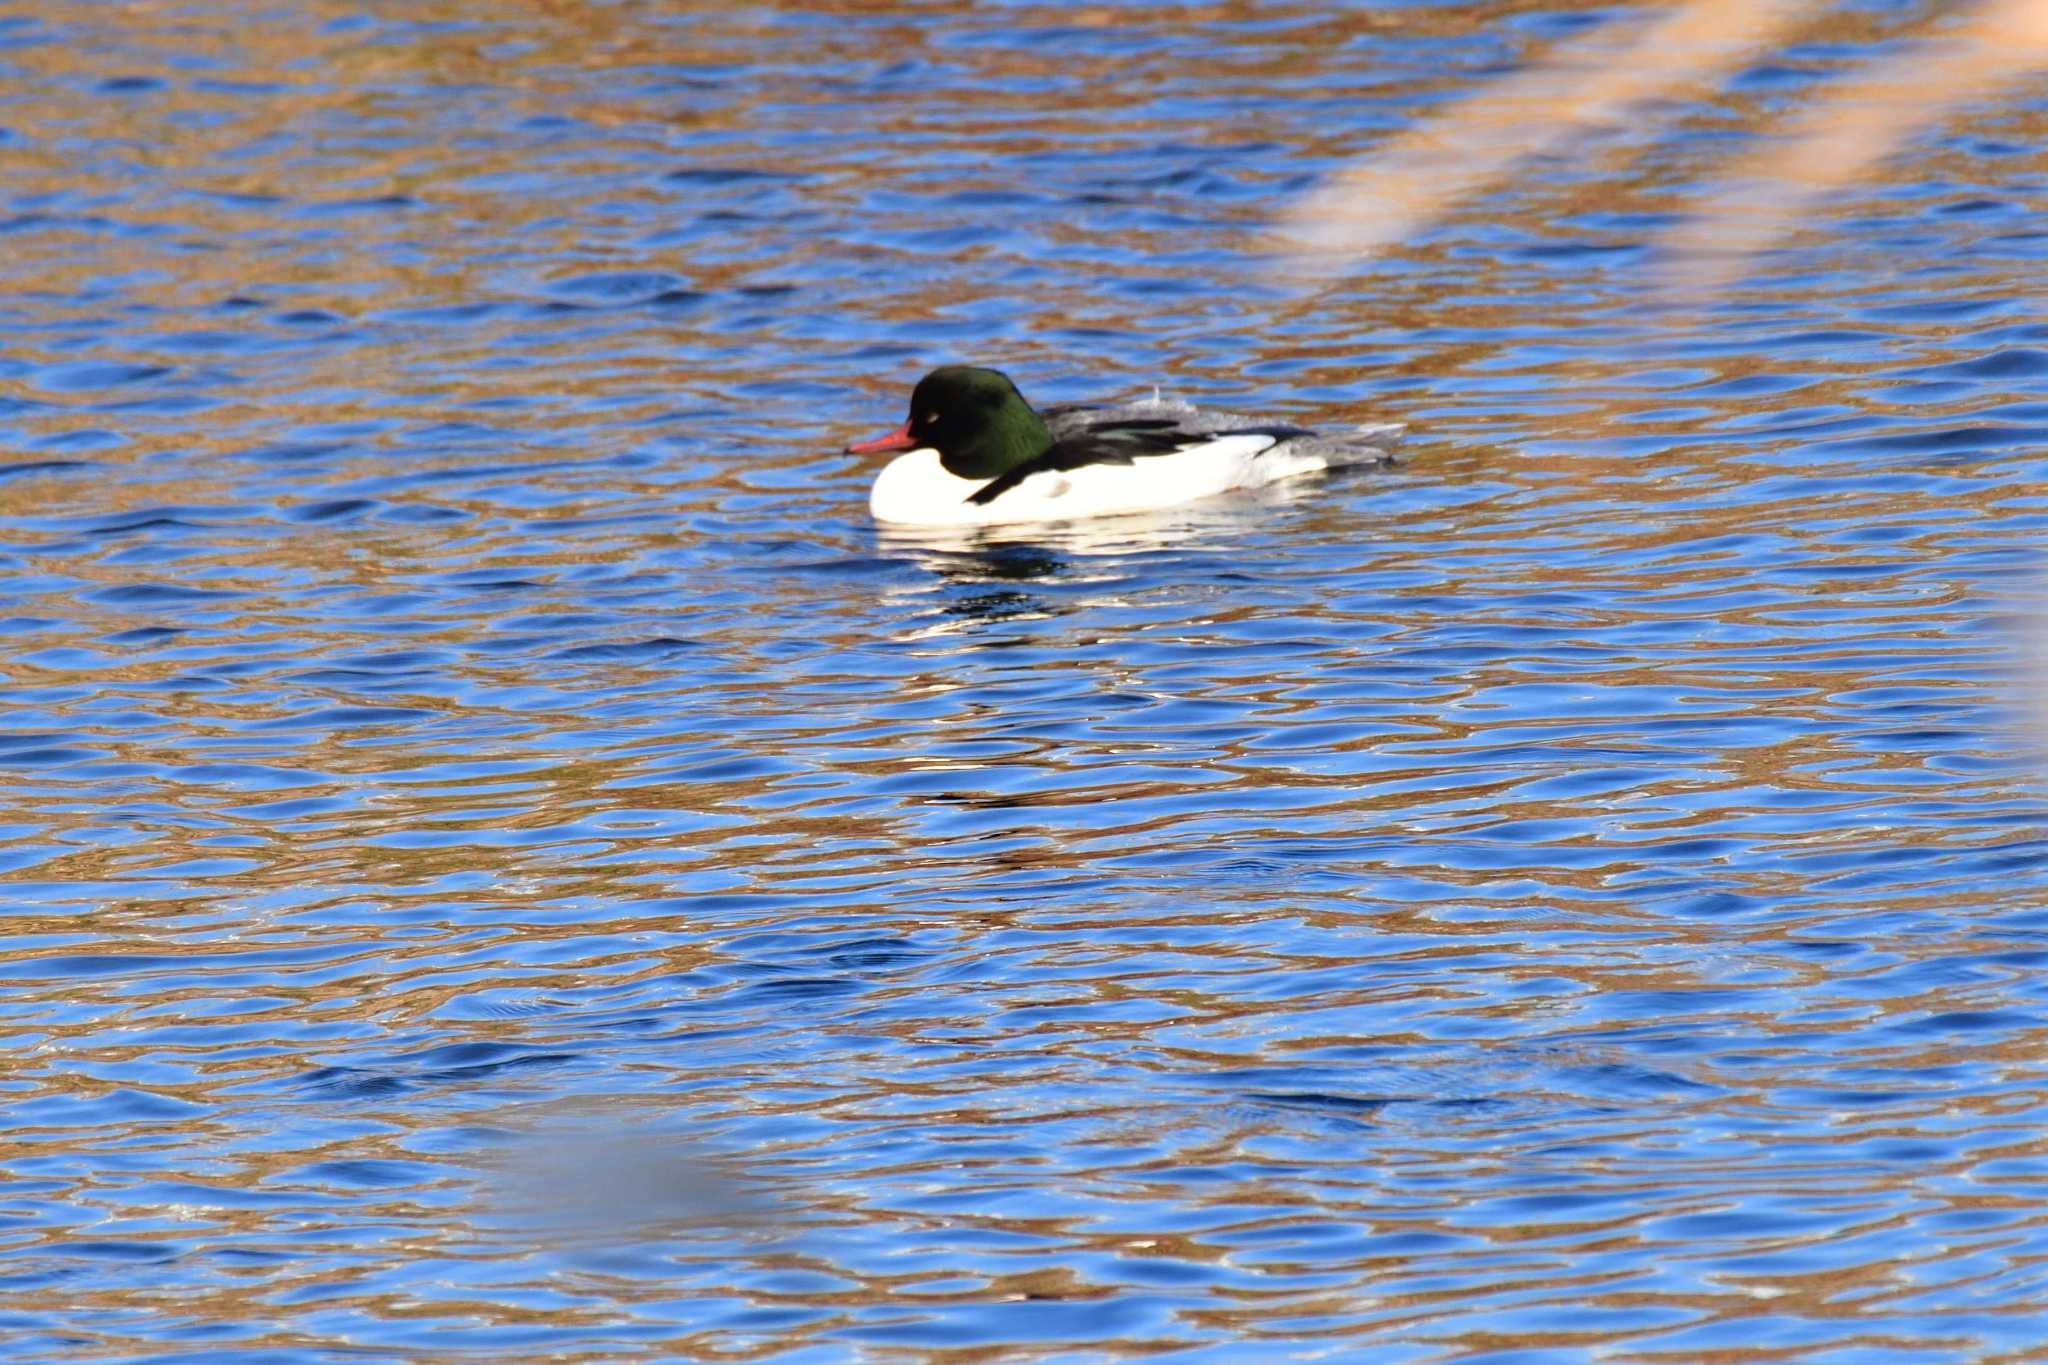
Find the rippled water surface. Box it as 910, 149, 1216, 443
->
4, 1, 2047, 1359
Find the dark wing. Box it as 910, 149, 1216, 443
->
968, 419, 1311, 506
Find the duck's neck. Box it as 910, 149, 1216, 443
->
940, 403, 1053, 481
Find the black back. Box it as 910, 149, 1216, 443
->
967, 419, 1310, 505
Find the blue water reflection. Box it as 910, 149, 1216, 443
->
0, 0, 2044, 1359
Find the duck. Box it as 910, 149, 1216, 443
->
847, 366, 1402, 527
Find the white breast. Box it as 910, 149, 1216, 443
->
868, 435, 1311, 527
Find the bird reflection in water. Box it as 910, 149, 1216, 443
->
932, 540, 1063, 625
873, 479, 1338, 631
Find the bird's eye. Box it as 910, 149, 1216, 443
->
924, 411, 939, 425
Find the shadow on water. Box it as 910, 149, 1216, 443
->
476, 1115, 789, 1247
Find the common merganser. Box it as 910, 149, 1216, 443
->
848, 366, 1402, 527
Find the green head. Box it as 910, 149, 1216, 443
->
889, 366, 1054, 481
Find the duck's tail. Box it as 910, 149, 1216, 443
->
1287, 421, 1406, 472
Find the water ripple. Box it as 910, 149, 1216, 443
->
0, 0, 2043, 1360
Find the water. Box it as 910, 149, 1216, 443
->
2, 1, 2045, 1359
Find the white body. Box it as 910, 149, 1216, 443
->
870, 434, 1346, 527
